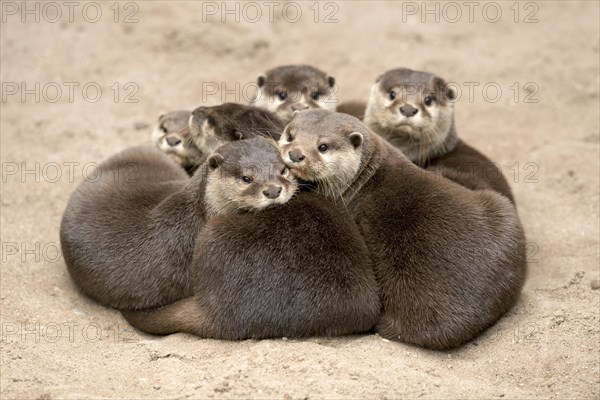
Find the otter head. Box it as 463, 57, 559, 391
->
204, 137, 298, 218
364, 68, 457, 164
190, 103, 284, 155
251, 65, 337, 124
279, 109, 365, 200
152, 110, 204, 170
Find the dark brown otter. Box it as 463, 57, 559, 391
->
122, 190, 381, 340
60, 137, 297, 310
337, 100, 367, 121
279, 109, 527, 350
250, 65, 338, 124
364, 68, 514, 202
189, 103, 284, 154
153, 104, 284, 175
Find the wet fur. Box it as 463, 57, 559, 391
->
122, 191, 381, 339
283, 110, 527, 350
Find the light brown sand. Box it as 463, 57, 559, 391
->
1, 1, 598, 398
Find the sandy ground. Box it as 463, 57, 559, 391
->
1, 1, 599, 398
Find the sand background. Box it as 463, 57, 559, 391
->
1, 1, 599, 398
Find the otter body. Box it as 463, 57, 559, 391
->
123, 191, 381, 339
280, 110, 527, 350
61, 138, 296, 310
364, 68, 514, 202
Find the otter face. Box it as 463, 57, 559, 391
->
152, 111, 203, 169
250, 65, 337, 124
204, 137, 298, 217
364, 68, 456, 149
278, 110, 363, 199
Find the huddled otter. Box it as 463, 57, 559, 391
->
151, 110, 202, 175
152, 104, 284, 175
61, 137, 297, 310
189, 102, 284, 155
364, 68, 514, 202
279, 109, 527, 350
122, 196, 381, 339
250, 65, 338, 124
337, 100, 367, 121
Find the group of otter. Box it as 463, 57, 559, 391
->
60, 65, 527, 350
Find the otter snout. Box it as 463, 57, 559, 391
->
165, 136, 182, 147
399, 104, 419, 117
263, 186, 282, 199
288, 150, 306, 163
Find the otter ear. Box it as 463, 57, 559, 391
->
433, 77, 455, 101
446, 86, 457, 101
349, 132, 363, 149
327, 76, 335, 87
207, 153, 224, 169
233, 129, 244, 140
375, 74, 383, 83
257, 75, 266, 87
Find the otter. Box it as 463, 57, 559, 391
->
60, 137, 297, 311
250, 65, 338, 124
122, 191, 381, 339
337, 100, 367, 121
151, 110, 203, 175
279, 109, 527, 350
153, 104, 285, 175
189, 102, 284, 156
364, 68, 514, 202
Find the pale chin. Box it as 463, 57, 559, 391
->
289, 167, 310, 181
395, 122, 418, 134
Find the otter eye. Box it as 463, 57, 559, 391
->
241, 176, 253, 184
160, 125, 167, 133
389, 90, 396, 100
424, 96, 435, 106
280, 167, 288, 176
318, 144, 329, 153
287, 132, 293, 142
278, 91, 288, 101
311, 91, 321, 100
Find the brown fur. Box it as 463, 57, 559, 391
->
154, 104, 285, 175
280, 109, 527, 350
122, 191, 381, 339
151, 110, 202, 175
60, 138, 296, 310
337, 100, 367, 121
364, 67, 514, 202
250, 65, 337, 124
187, 103, 284, 172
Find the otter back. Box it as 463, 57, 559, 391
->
122, 192, 381, 339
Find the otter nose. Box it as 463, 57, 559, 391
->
288, 150, 305, 163
399, 105, 419, 117
291, 104, 309, 111
263, 186, 282, 199
166, 136, 182, 146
